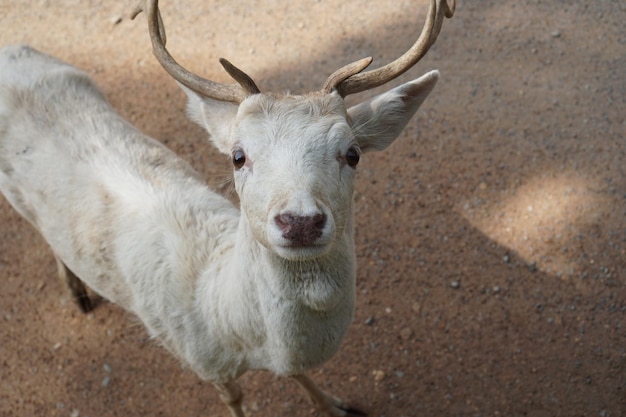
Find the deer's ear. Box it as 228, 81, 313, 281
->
179, 84, 239, 155
347, 70, 439, 153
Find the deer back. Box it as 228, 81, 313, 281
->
0, 45, 239, 311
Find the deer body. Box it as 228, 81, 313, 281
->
0, 45, 358, 382
1, 0, 454, 415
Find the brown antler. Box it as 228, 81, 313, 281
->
323, 0, 455, 97
131, 0, 259, 103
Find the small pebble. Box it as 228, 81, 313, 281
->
372, 370, 385, 382
103, 363, 112, 373
364, 317, 375, 326
411, 302, 421, 314
450, 280, 460, 289
400, 328, 413, 340
101, 376, 110, 387
551, 30, 561, 38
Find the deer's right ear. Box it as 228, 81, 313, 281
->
179, 84, 239, 155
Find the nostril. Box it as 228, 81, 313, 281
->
312, 213, 327, 230
274, 212, 327, 246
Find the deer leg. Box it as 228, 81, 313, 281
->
291, 373, 366, 417
213, 381, 245, 417
55, 256, 93, 313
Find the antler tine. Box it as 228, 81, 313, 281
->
132, 0, 259, 103
321, 57, 374, 94
325, 0, 455, 97
219, 58, 261, 96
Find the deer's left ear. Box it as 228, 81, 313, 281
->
179, 83, 240, 155
347, 70, 439, 153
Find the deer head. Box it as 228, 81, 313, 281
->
133, 0, 454, 261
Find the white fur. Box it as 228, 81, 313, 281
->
0, 45, 438, 416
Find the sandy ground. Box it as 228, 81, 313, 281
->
0, 1, 624, 416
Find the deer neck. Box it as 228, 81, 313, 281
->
192, 210, 355, 374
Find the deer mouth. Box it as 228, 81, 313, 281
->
273, 241, 333, 261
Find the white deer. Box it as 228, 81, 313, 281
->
0, 0, 454, 416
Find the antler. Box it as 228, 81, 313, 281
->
131, 0, 259, 103
322, 0, 455, 97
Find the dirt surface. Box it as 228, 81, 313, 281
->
0, 1, 624, 416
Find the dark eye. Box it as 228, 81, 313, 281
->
345, 146, 360, 168
232, 148, 246, 170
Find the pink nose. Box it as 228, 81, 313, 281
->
274, 213, 327, 246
